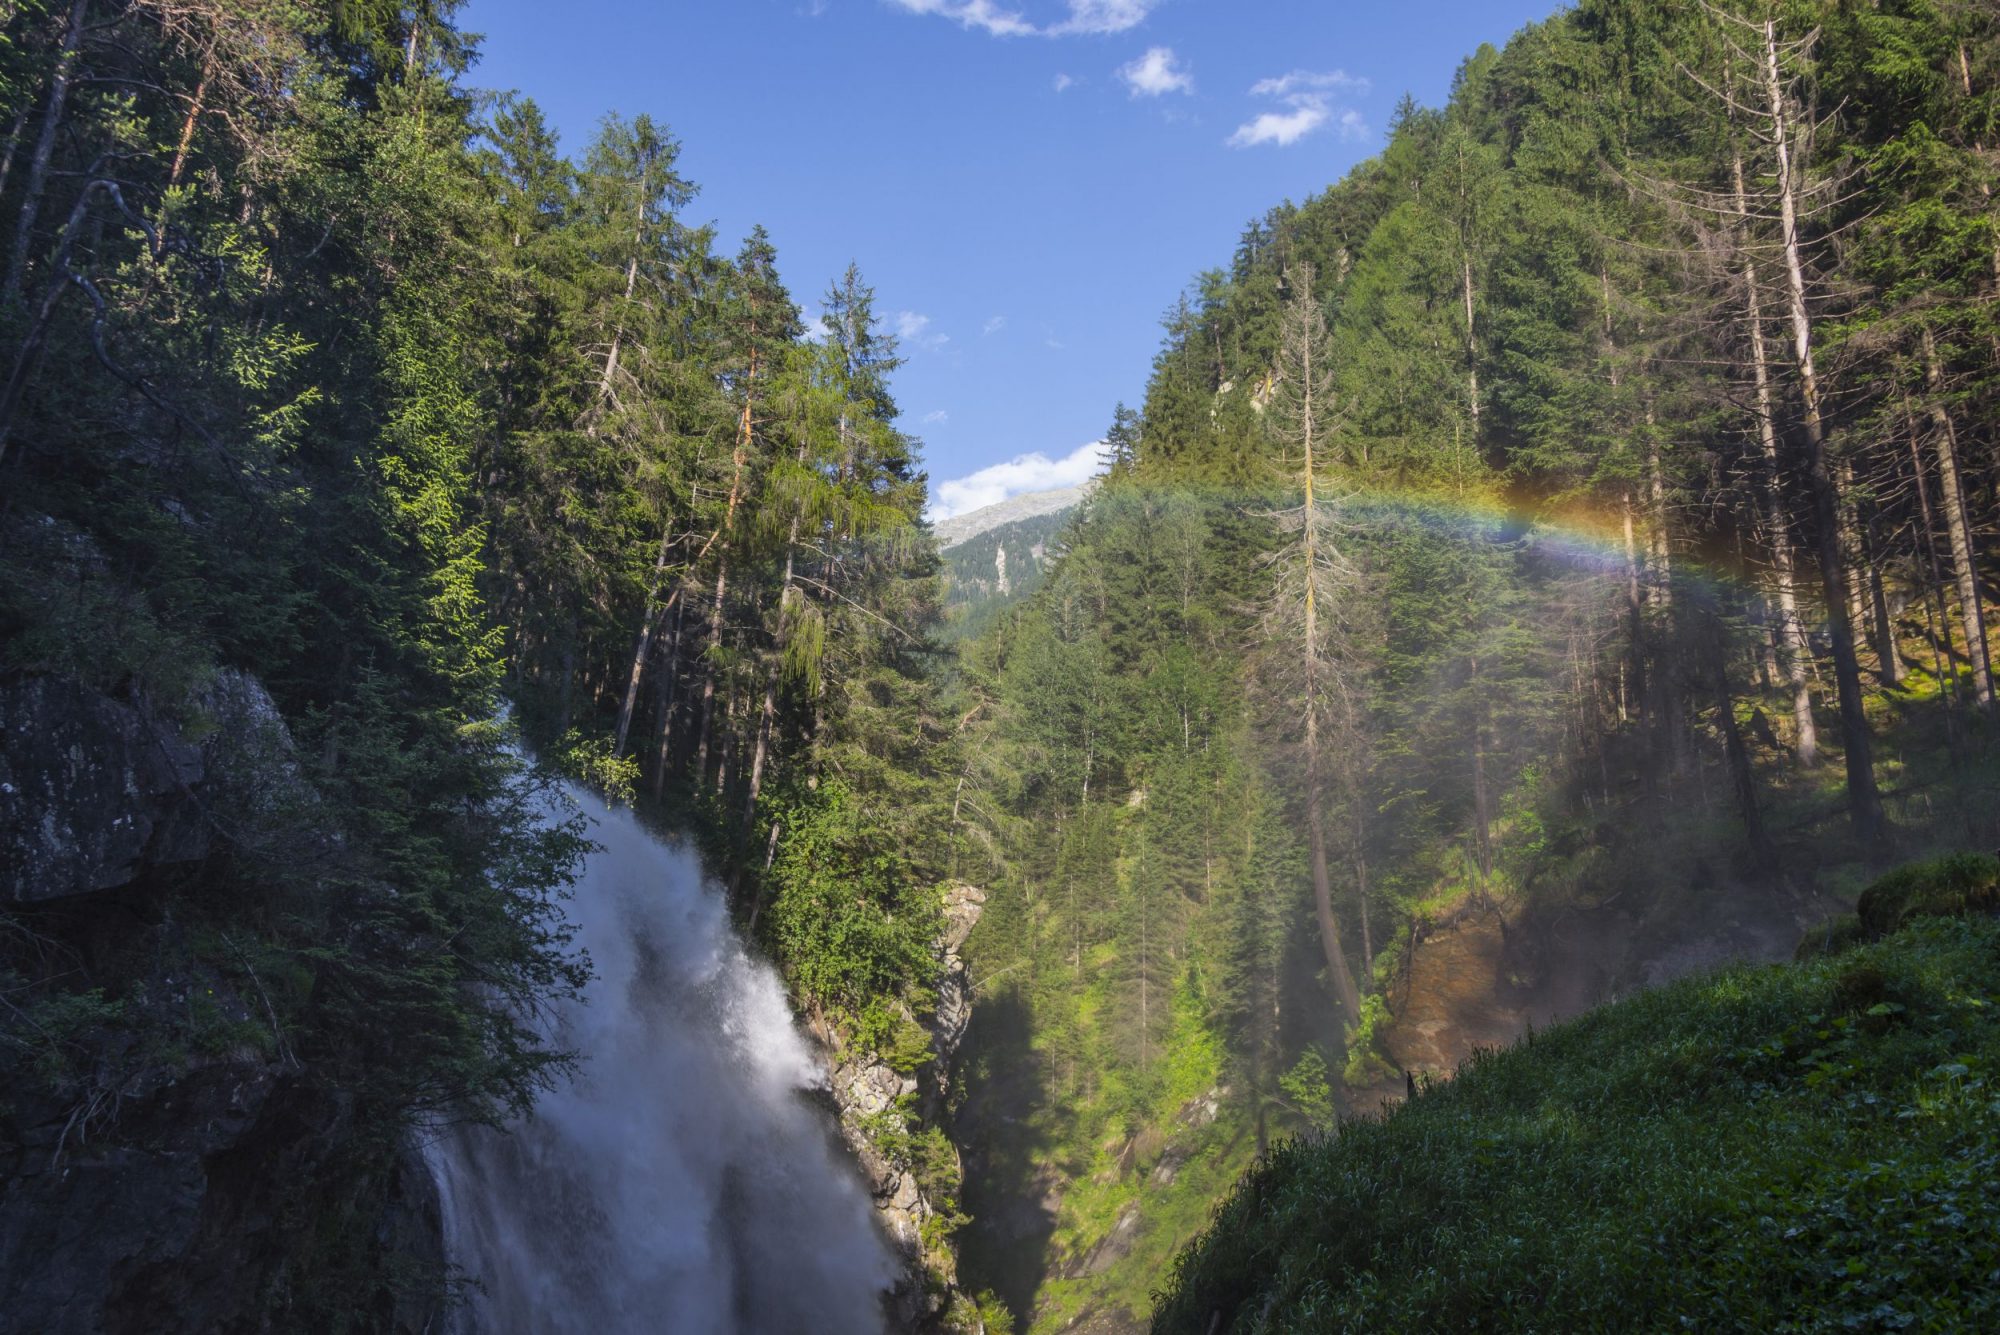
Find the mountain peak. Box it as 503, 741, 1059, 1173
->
931, 483, 1093, 551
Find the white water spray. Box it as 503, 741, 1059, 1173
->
429, 785, 896, 1334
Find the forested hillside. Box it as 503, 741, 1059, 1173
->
0, 0, 958, 1326
942, 2, 2000, 1329
941, 504, 1078, 641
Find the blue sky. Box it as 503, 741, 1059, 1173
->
463, 0, 1564, 516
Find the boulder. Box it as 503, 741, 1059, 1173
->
0, 677, 205, 903
0, 671, 303, 905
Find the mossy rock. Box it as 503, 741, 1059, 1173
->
1794, 912, 1868, 961
1854, 852, 2000, 939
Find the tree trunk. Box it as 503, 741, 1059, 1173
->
695, 353, 760, 776
1736, 152, 1818, 763
1355, 850, 1373, 985
1922, 326, 1993, 706
4, 0, 88, 306
1763, 19, 1883, 841
166, 52, 213, 192
1646, 416, 1672, 600
0, 105, 30, 205
1307, 775, 1361, 1025
1702, 596, 1772, 870
1621, 491, 1643, 724
1461, 253, 1481, 440
651, 596, 687, 799
1862, 499, 1902, 688
745, 516, 802, 821
1297, 305, 1362, 1028
1469, 654, 1500, 884
613, 530, 676, 755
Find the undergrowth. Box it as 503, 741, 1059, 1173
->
1153, 860, 2000, 1333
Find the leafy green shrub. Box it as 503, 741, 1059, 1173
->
555, 730, 641, 804
1341, 992, 1400, 1088
1856, 851, 2000, 937
852, 997, 935, 1073
1278, 1049, 1335, 1130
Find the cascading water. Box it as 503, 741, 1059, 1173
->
428, 783, 896, 1334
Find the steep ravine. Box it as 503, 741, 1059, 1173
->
816, 883, 987, 1328
426, 786, 899, 1334
0, 668, 985, 1333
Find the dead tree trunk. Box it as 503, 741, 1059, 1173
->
1736, 151, 1818, 762
4, 0, 89, 306
1761, 18, 1883, 840
1922, 325, 1993, 707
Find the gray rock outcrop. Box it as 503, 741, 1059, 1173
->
821, 882, 987, 1329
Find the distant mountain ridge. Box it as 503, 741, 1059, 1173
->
931, 483, 1094, 551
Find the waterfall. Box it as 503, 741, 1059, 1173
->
429, 784, 896, 1334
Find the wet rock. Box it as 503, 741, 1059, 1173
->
0, 671, 303, 905
0, 677, 205, 903
819, 881, 988, 1330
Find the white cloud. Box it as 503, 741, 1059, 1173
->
887, 0, 1037, 37
886, 0, 1157, 38
1249, 69, 1368, 99
983, 315, 1008, 335
930, 439, 1111, 520
1229, 104, 1329, 148
1119, 46, 1192, 98
1053, 72, 1075, 92
1229, 69, 1369, 149
895, 310, 950, 350
1048, 0, 1156, 34
923, 409, 951, 425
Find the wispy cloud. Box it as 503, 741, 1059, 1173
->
1119, 46, 1192, 98
886, 0, 1158, 38
1229, 68, 1369, 148
930, 439, 1110, 519
923, 409, 951, 425
1053, 72, 1075, 93
887, 0, 1036, 36
1048, 0, 1156, 34
1249, 69, 1368, 99
896, 310, 950, 350
983, 315, 1008, 335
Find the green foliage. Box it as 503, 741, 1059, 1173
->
1155, 916, 2000, 1333
1340, 993, 1400, 1089
556, 729, 642, 804
853, 997, 937, 1074
1277, 1049, 1335, 1131
763, 781, 942, 1011
1856, 853, 2000, 940
1, 986, 127, 1087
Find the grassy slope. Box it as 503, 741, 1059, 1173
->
1153, 876, 2000, 1333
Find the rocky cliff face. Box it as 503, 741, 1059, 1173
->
0, 671, 438, 1335
819, 883, 986, 1330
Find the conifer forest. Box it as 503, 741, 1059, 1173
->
1, 1, 1998, 1332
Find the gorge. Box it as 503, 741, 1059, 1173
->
426, 784, 896, 1334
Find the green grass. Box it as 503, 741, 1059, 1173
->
1153, 861, 2000, 1333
